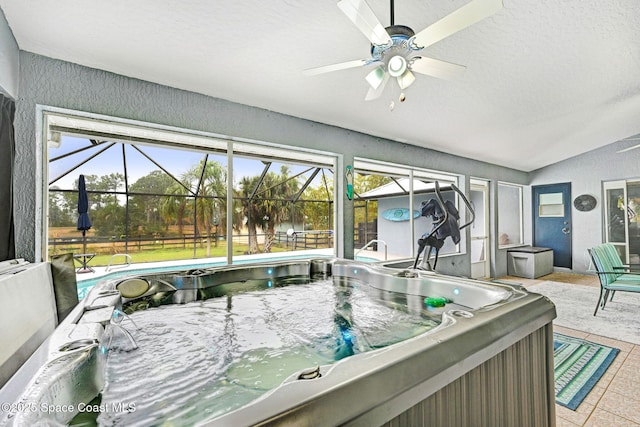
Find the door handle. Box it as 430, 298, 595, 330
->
561, 227, 571, 234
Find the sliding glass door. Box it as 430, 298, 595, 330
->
603, 180, 640, 264
470, 179, 490, 279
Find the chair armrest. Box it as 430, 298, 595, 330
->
628, 263, 640, 272
592, 270, 640, 276
612, 264, 640, 273
593, 271, 618, 276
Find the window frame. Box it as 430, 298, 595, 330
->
497, 181, 524, 248
39, 106, 341, 264
353, 157, 462, 259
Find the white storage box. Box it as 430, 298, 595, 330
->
507, 246, 554, 279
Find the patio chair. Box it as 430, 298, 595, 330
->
587, 243, 640, 316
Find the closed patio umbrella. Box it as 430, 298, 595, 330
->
77, 175, 92, 271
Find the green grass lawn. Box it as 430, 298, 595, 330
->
88, 244, 289, 266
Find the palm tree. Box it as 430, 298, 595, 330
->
160, 179, 192, 236
234, 165, 305, 254
164, 158, 226, 257
196, 160, 227, 256
259, 166, 299, 252
234, 175, 264, 254
191, 159, 227, 257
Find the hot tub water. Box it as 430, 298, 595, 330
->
96, 277, 442, 426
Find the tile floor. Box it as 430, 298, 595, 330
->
499, 273, 640, 427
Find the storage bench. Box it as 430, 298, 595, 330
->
507, 246, 554, 279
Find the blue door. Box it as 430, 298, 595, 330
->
533, 183, 572, 268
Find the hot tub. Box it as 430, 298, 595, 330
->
0, 258, 556, 426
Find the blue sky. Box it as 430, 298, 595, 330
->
48, 136, 330, 192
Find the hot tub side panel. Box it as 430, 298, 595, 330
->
211, 285, 555, 427
376, 323, 556, 427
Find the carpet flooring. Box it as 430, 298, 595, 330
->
528, 281, 640, 345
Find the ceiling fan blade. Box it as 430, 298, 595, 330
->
617, 143, 640, 154
365, 73, 390, 101
397, 70, 416, 89
302, 59, 368, 76
410, 57, 466, 80
412, 0, 503, 49
337, 0, 392, 46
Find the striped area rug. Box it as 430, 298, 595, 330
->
554, 333, 619, 410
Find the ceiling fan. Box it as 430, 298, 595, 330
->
616, 136, 640, 154
303, 0, 503, 102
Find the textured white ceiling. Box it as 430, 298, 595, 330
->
2, 0, 640, 171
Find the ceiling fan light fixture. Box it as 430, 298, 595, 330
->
365, 66, 386, 89
388, 55, 407, 77
365, 72, 390, 101
306, 0, 503, 103
397, 70, 416, 89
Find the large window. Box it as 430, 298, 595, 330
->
230, 155, 334, 260
497, 182, 524, 248
44, 111, 336, 266
353, 158, 460, 262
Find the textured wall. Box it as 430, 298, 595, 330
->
529, 141, 640, 273
0, 8, 19, 98
15, 52, 527, 275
